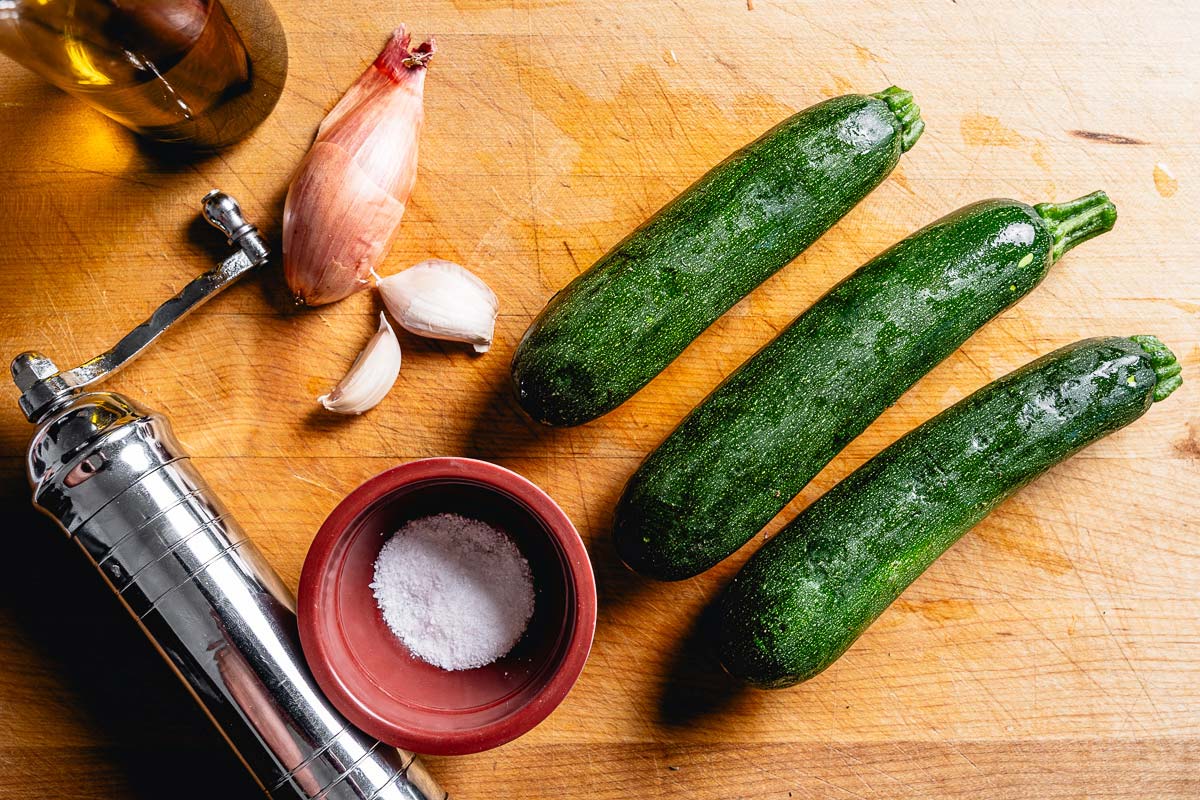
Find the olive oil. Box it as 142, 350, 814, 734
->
0, 0, 286, 149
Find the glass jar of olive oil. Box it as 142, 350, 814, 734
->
0, 0, 287, 150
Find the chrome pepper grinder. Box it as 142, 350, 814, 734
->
11, 192, 446, 800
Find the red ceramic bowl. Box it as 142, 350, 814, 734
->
298, 457, 596, 755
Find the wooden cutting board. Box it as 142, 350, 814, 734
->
0, 1, 1197, 797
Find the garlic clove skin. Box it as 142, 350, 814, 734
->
377, 259, 499, 353
318, 312, 402, 414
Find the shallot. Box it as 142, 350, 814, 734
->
283, 25, 434, 306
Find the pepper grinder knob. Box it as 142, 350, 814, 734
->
202, 190, 251, 243
203, 190, 269, 265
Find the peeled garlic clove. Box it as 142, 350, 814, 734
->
377, 259, 499, 353
318, 313, 402, 414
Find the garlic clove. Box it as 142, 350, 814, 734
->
376, 259, 499, 353
318, 312, 402, 414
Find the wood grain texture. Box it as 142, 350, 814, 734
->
1, 1, 1198, 798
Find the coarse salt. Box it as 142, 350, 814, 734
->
370, 513, 535, 671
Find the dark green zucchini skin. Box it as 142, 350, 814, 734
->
511, 88, 924, 427
717, 336, 1182, 688
614, 192, 1117, 581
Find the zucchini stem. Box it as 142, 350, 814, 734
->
1034, 190, 1118, 262
1130, 335, 1183, 401
872, 86, 925, 152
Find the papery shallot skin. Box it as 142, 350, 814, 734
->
283, 26, 434, 306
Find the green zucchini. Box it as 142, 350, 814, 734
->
614, 192, 1118, 580
511, 87, 925, 427
717, 336, 1182, 688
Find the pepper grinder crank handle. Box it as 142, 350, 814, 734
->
12, 192, 447, 800
13, 191, 268, 422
